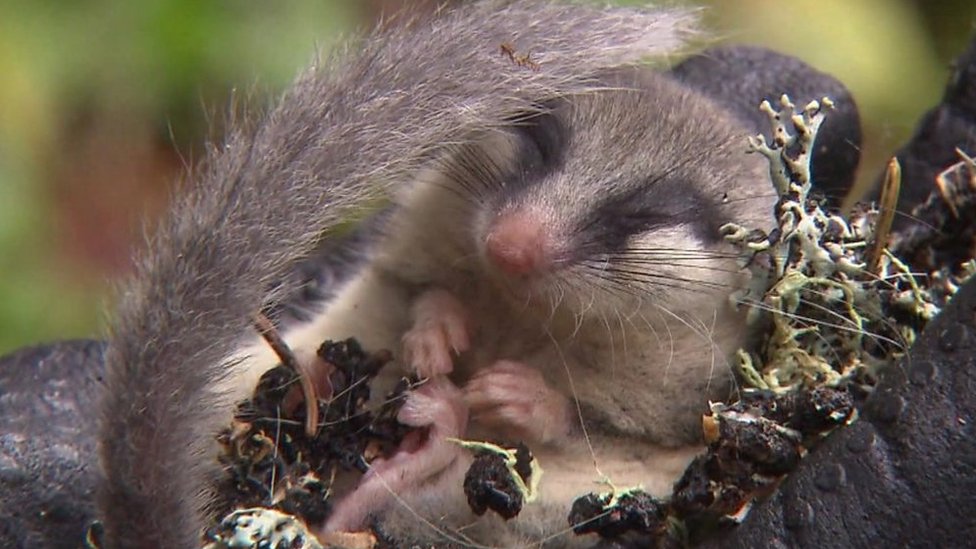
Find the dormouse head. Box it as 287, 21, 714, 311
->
424, 69, 774, 321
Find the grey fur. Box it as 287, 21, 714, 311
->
330, 69, 773, 546
96, 2, 704, 547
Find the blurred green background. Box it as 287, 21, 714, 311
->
0, 0, 973, 354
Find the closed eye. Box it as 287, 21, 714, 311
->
576, 176, 726, 254
507, 105, 569, 182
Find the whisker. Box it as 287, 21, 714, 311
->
366, 463, 496, 549
542, 325, 603, 478
606, 258, 744, 275
783, 283, 913, 352
600, 309, 617, 381
612, 247, 741, 258
596, 267, 734, 292
735, 297, 906, 351
539, 508, 616, 547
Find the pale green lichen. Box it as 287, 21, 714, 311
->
724, 94, 946, 393
204, 508, 323, 549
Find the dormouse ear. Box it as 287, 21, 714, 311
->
669, 45, 862, 208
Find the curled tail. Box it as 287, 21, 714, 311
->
96, 2, 701, 546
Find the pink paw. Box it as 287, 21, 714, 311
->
396, 376, 469, 434
464, 360, 575, 445
322, 377, 469, 533
401, 289, 470, 378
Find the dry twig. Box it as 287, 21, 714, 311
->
250, 312, 321, 436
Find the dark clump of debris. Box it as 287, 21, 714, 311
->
567, 386, 854, 546
463, 442, 535, 519
673, 387, 854, 522
208, 338, 413, 543
568, 490, 668, 540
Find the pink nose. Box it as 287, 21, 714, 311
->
484, 211, 550, 276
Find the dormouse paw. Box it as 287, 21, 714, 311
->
464, 360, 576, 446
396, 376, 469, 433
401, 288, 471, 378
322, 377, 470, 533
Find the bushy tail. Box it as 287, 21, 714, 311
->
96, 2, 701, 547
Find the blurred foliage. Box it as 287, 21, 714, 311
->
0, 0, 357, 352
0, 0, 972, 353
